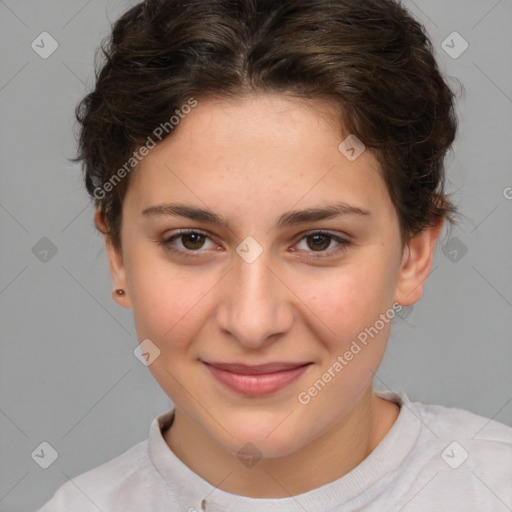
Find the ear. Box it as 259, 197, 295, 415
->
94, 209, 132, 309
395, 216, 444, 306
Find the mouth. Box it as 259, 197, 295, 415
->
202, 361, 313, 396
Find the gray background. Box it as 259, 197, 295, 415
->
0, 0, 511, 510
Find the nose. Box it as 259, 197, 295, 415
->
216, 251, 293, 349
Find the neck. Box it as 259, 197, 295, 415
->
163, 385, 399, 498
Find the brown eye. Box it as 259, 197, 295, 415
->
159, 229, 217, 257
180, 232, 206, 250
306, 233, 331, 251
294, 231, 352, 258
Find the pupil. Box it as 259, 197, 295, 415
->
184, 233, 204, 250
309, 234, 329, 251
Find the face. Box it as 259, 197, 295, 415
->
100, 93, 441, 459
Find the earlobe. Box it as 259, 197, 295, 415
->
394, 217, 444, 307
94, 209, 132, 309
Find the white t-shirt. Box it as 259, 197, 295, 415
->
37, 389, 512, 511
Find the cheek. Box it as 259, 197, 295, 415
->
292, 257, 397, 341
291, 263, 396, 417
127, 252, 221, 349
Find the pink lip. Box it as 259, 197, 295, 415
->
203, 361, 312, 396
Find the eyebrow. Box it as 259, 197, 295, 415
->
141, 201, 371, 231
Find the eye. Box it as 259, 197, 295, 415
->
292, 231, 352, 258
159, 229, 218, 257
159, 229, 351, 259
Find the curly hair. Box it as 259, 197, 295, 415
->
73, 0, 460, 251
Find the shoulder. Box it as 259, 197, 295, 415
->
37, 440, 152, 511
410, 394, 512, 455
380, 389, 512, 444
380, 390, 512, 510
38, 439, 174, 512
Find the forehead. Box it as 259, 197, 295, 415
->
124, 93, 393, 224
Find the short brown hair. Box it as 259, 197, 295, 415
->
73, 0, 460, 251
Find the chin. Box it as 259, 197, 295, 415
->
215, 423, 309, 461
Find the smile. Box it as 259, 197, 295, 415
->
202, 361, 313, 396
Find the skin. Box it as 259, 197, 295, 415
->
96, 93, 444, 498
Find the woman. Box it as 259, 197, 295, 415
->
39, 0, 512, 510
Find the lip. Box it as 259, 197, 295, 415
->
205, 361, 311, 374
202, 361, 312, 396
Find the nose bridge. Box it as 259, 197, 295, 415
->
218, 248, 291, 347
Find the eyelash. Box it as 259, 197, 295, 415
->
158, 229, 352, 259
